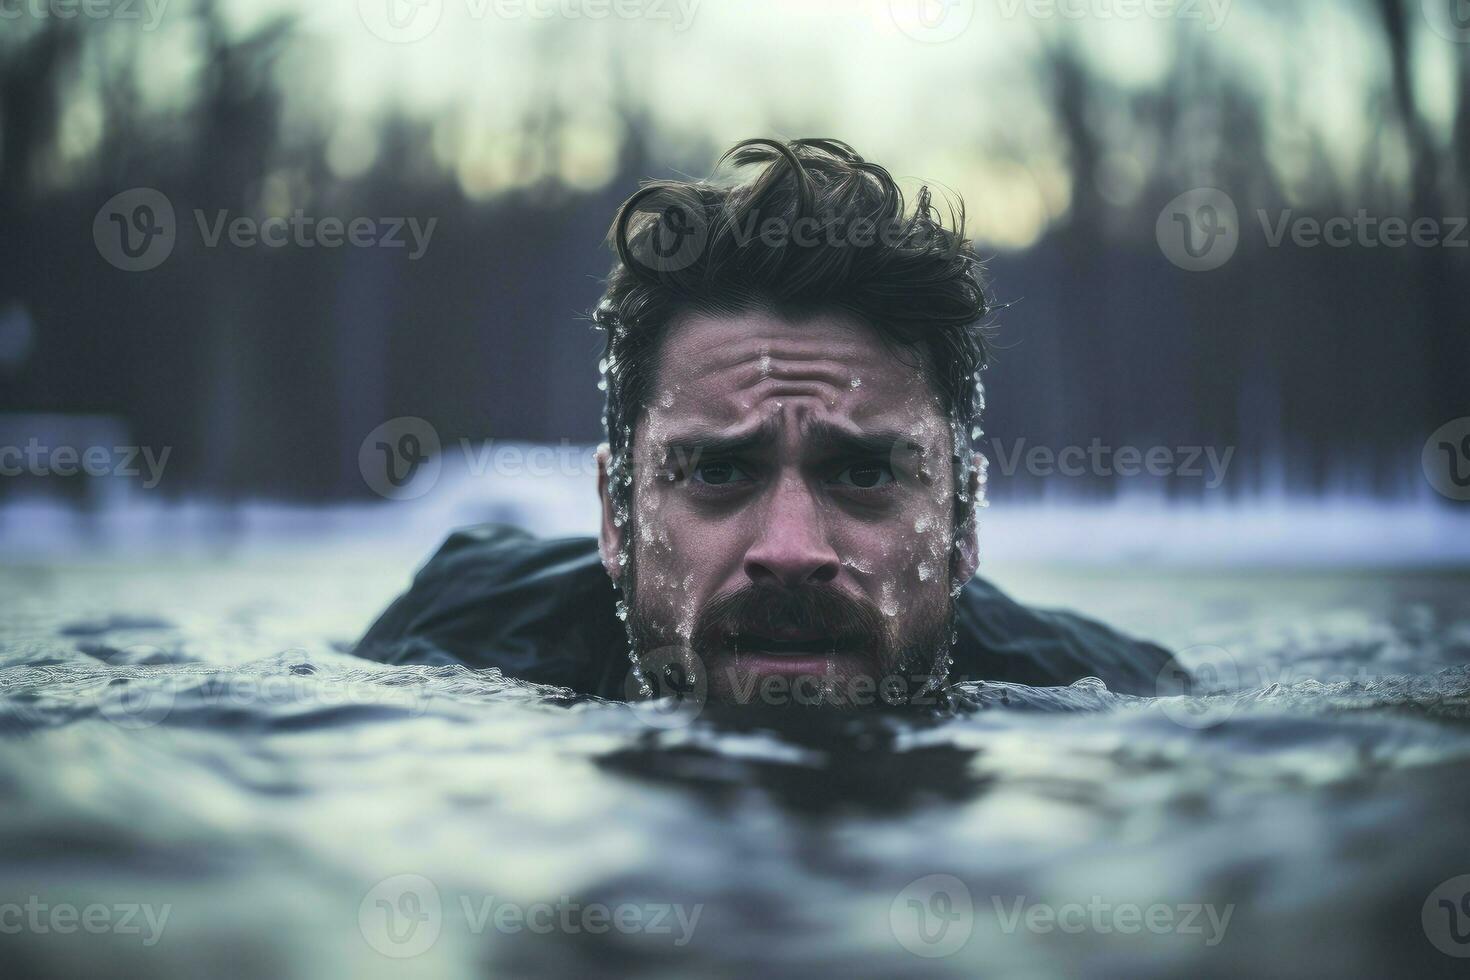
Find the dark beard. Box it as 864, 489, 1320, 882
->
621, 550, 956, 709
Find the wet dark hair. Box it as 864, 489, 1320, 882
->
593, 137, 991, 505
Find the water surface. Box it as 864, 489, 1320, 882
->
3, 554, 1469, 978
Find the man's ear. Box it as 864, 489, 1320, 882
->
596, 443, 626, 584
951, 451, 983, 587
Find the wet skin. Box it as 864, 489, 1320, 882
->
598, 310, 982, 705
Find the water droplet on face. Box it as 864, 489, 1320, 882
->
758, 353, 772, 377
879, 581, 898, 618
849, 377, 862, 389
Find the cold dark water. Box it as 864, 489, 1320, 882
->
3, 551, 1470, 978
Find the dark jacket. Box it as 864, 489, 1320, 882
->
354, 523, 1176, 698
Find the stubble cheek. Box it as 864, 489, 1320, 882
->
870, 509, 956, 664
631, 492, 736, 648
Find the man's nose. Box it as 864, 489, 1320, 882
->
742, 479, 840, 587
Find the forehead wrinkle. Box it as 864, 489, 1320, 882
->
655, 401, 949, 456
649, 311, 947, 442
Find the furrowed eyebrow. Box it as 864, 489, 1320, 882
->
659, 416, 780, 463
805, 424, 926, 461
658, 418, 929, 465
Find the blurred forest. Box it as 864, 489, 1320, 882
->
1, 0, 1467, 504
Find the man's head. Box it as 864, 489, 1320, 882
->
592, 138, 990, 709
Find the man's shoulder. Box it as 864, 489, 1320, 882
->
354, 523, 624, 694
354, 523, 1177, 698
953, 576, 1176, 696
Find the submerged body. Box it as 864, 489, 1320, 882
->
353, 523, 1177, 701
4, 556, 1467, 978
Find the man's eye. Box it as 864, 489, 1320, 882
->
831, 461, 894, 489
691, 460, 750, 486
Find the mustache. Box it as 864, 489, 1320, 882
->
690, 582, 888, 655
